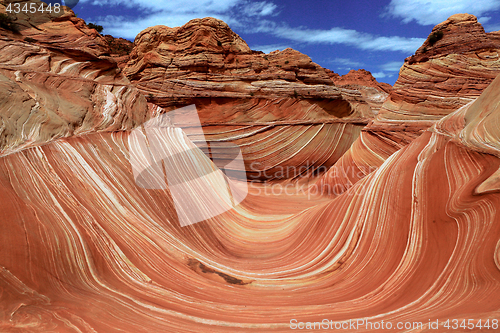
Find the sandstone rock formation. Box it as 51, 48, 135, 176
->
317, 14, 500, 195
329, 69, 392, 94
0, 0, 111, 57
328, 68, 392, 115
103, 34, 133, 68
0, 1, 150, 156
381, 14, 500, 130
124, 17, 389, 180
0, 0, 133, 66
432, 75, 500, 195
124, 18, 381, 108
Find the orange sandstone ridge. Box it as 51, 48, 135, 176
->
0, 0, 109, 56
124, 17, 389, 113
123, 17, 391, 180
376, 13, 500, 134
328, 68, 393, 94
0, 7, 500, 333
317, 13, 500, 194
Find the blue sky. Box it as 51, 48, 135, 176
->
72, 0, 500, 84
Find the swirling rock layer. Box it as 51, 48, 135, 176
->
0, 0, 112, 57
0, 12, 150, 156
328, 69, 392, 115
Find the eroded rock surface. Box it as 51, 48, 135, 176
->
318, 14, 500, 194
328, 68, 392, 115
0, 1, 150, 156
381, 14, 500, 129
124, 17, 389, 179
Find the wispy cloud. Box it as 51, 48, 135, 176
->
81, 0, 244, 13
263, 23, 425, 53
325, 57, 364, 69
97, 13, 235, 40
242, 1, 278, 17
372, 72, 388, 79
85, 0, 278, 39
380, 61, 403, 72
384, 0, 500, 26
479, 16, 492, 24
371, 61, 403, 80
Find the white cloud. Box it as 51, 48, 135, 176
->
267, 24, 425, 53
372, 72, 388, 79
242, 1, 278, 17
250, 43, 290, 53
325, 58, 364, 70
479, 16, 492, 24
385, 0, 500, 26
85, 0, 424, 55
362, 36, 425, 53
234, 18, 275, 33
380, 61, 403, 72
371, 61, 403, 80
85, 0, 279, 40
81, 0, 277, 20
